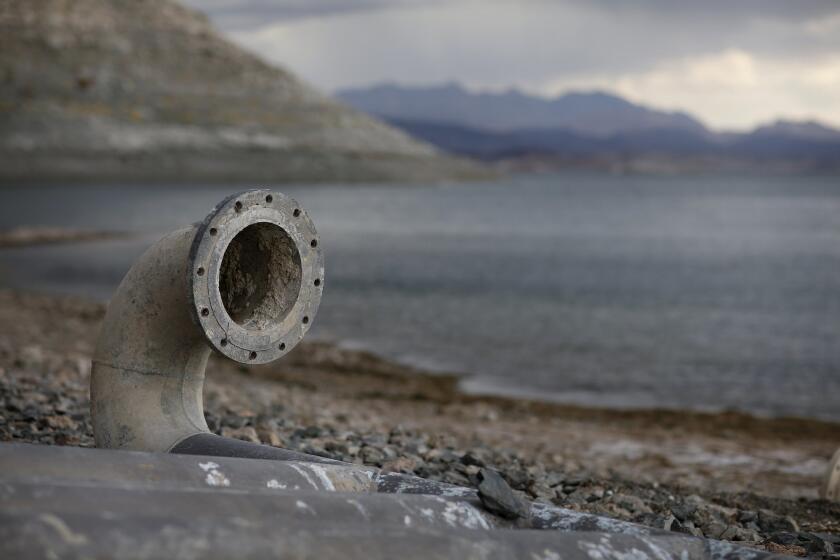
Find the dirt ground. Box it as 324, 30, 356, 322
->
1, 289, 838, 554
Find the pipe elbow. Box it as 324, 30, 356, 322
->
91, 190, 324, 452
824, 447, 840, 502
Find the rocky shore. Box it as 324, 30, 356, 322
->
1, 289, 838, 557
0, 0, 488, 184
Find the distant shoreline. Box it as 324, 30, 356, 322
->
0, 226, 130, 248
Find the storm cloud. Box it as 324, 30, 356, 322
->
182, 0, 840, 129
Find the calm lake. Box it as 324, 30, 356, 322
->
1, 173, 839, 420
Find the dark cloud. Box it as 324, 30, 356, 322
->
578, 0, 839, 21
181, 0, 432, 29
186, 0, 840, 30
183, 0, 840, 127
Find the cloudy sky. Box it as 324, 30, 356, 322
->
183, 0, 840, 131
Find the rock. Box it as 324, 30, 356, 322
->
301, 426, 322, 438
635, 513, 675, 531
381, 457, 417, 474
44, 415, 76, 430
477, 468, 530, 520
758, 509, 799, 534
257, 428, 283, 447
720, 525, 761, 542
765, 542, 808, 557
461, 452, 485, 467
362, 433, 388, 447
443, 470, 471, 486
504, 468, 529, 491
586, 486, 606, 501
222, 414, 250, 430
221, 426, 259, 443
703, 522, 728, 539
360, 446, 385, 465
802, 534, 836, 555
676, 522, 705, 538
671, 503, 697, 522
769, 532, 800, 546
814, 534, 840, 546
612, 493, 652, 515
544, 471, 565, 488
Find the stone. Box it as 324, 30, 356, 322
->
635, 513, 675, 531
44, 415, 76, 430
381, 457, 417, 474
765, 542, 808, 557
757, 510, 799, 534
802, 534, 836, 555
720, 526, 761, 542
703, 522, 728, 539
504, 468, 529, 491
477, 468, 530, 520
671, 503, 697, 522
360, 446, 385, 465
257, 428, 283, 447
612, 493, 652, 515
221, 426, 260, 443
461, 452, 485, 467
302, 426, 322, 438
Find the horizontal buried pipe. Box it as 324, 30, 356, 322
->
0, 444, 785, 560
91, 190, 324, 452
81, 189, 807, 557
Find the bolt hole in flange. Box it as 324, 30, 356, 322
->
265, 195, 273, 203
234, 201, 243, 213
219, 222, 303, 331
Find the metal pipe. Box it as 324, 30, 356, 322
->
91, 189, 323, 452
0, 444, 787, 560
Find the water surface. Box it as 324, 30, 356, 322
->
1, 173, 838, 420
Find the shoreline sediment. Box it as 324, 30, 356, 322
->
0, 289, 838, 557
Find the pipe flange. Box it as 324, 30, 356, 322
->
188, 189, 324, 364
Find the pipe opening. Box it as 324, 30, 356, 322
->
219, 222, 302, 331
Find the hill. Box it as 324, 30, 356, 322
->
0, 1, 485, 183
338, 82, 707, 137
340, 84, 840, 174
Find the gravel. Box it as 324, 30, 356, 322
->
1, 289, 839, 558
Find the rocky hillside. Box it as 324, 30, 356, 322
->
339, 83, 706, 137
0, 0, 484, 183
340, 83, 840, 174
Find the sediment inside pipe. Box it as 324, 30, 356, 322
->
219, 222, 302, 331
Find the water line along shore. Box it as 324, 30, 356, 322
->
1, 289, 838, 557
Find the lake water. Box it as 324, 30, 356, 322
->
1, 173, 839, 420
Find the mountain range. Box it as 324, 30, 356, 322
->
338, 83, 840, 174
0, 1, 483, 183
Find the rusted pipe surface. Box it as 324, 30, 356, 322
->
91, 190, 323, 452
